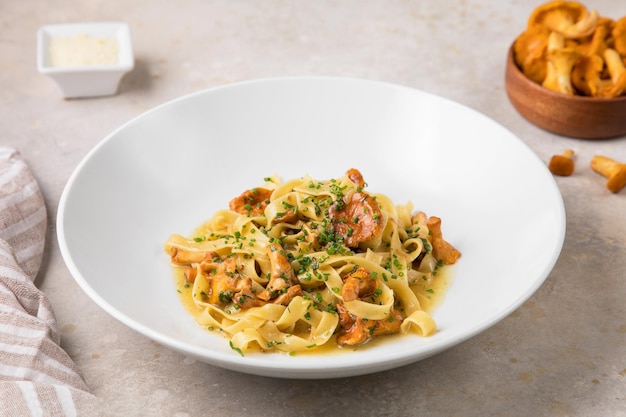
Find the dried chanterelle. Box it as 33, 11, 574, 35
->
514, 25, 551, 83
527, 0, 598, 39
590, 155, 626, 193
571, 53, 605, 96
542, 32, 580, 94
613, 16, 626, 57
601, 48, 626, 97
549, 149, 576, 176
514, 1, 626, 97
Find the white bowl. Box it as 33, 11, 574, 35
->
57, 77, 565, 378
37, 22, 134, 98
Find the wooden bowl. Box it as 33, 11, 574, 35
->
505, 45, 626, 139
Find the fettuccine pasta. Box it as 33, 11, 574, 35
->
164, 169, 461, 355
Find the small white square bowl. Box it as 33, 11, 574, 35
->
37, 22, 134, 98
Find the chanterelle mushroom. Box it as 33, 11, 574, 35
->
514, 24, 551, 83
548, 149, 575, 176
601, 48, 626, 97
542, 31, 581, 94
528, 1, 599, 39
578, 17, 611, 57
571, 54, 605, 96
590, 155, 626, 193
612, 16, 626, 57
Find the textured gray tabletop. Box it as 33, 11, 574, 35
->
1, 1, 625, 416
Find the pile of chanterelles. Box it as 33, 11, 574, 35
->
513, 1, 626, 97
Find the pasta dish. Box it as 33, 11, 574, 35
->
164, 168, 461, 355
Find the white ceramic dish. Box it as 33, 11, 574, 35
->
57, 77, 565, 379
37, 22, 134, 98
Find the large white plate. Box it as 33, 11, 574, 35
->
57, 77, 565, 379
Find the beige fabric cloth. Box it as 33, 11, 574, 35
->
0, 147, 102, 416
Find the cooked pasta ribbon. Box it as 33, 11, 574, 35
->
164, 169, 460, 354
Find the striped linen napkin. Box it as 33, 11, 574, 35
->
0, 147, 99, 416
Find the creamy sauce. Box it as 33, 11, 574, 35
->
172, 264, 455, 355
49, 34, 119, 67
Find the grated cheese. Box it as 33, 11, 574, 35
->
49, 33, 119, 67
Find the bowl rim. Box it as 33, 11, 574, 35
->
506, 44, 626, 104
